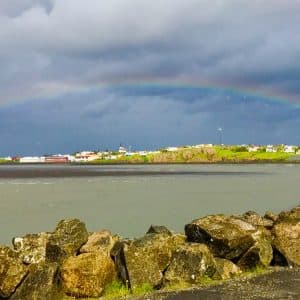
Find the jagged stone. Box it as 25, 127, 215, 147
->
185, 215, 257, 259
164, 243, 217, 285
61, 252, 116, 298
272, 218, 300, 267
239, 211, 274, 229
46, 219, 88, 263
214, 258, 241, 280
12, 232, 51, 264
11, 262, 60, 300
264, 211, 278, 223
237, 227, 273, 270
0, 246, 28, 298
80, 230, 119, 254
277, 205, 300, 221
111, 233, 186, 289
146, 225, 172, 235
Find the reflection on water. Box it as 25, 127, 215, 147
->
0, 164, 299, 245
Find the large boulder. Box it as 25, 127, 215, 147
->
272, 218, 300, 267
164, 243, 217, 285
185, 215, 257, 259
11, 262, 60, 300
80, 230, 119, 254
111, 233, 186, 289
61, 252, 116, 298
46, 219, 88, 263
214, 258, 241, 280
0, 246, 28, 298
12, 232, 51, 264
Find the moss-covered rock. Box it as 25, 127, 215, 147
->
0, 246, 28, 298
164, 243, 217, 285
237, 228, 273, 270
80, 230, 119, 254
185, 215, 257, 259
111, 233, 186, 289
12, 232, 51, 264
264, 211, 278, 223
238, 211, 274, 229
11, 262, 60, 300
46, 219, 88, 263
61, 251, 116, 298
278, 205, 300, 221
272, 218, 300, 267
214, 258, 241, 280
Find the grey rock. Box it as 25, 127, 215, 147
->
12, 232, 51, 264
46, 219, 88, 263
0, 246, 28, 298
164, 243, 217, 285
11, 262, 60, 300
185, 214, 257, 259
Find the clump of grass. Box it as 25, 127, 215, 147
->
243, 265, 269, 276
103, 281, 154, 299
103, 281, 130, 299
132, 283, 154, 295
198, 275, 218, 286
163, 281, 191, 292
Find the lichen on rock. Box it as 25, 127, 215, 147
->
11, 262, 60, 300
185, 214, 257, 259
12, 232, 51, 264
61, 251, 116, 298
164, 243, 217, 285
0, 246, 28, 298
46, 218, 88, 263
111, 233, 186, 289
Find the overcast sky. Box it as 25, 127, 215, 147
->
0, 0, 300, 155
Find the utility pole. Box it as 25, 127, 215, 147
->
218, 127, 223, 145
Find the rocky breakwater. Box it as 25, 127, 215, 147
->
0, 205, 299, 299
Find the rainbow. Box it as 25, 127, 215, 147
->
2, 78, 300, 109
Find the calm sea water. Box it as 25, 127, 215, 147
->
0, 164, 299, 245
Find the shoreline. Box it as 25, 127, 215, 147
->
1, 159, 300, 167
0, 164, 271, 178
0, 205, 299, 299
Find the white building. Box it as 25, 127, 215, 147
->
166, 147, 178, 152
119, 146, 127, 154
284, 145, 295, 153
20, 156, 45, 163
266, 145, 276, 153
248, 145, 261, 152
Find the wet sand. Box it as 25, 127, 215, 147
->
141, 268, 300, 300
0, 165, 263, 178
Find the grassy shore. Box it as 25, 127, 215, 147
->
1, 146, 299, 165
90, 146, 298, 164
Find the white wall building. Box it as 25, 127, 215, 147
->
266, 145, 276, 153
284, 145, 295, 153
20, 156, 45, 163
248, 146, 260, 152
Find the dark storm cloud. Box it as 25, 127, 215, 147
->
0, 0, 300, 104
1, 1, 300, 154
1, 86, 300, 156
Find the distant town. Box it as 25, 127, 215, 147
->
1, 144, 300, 164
